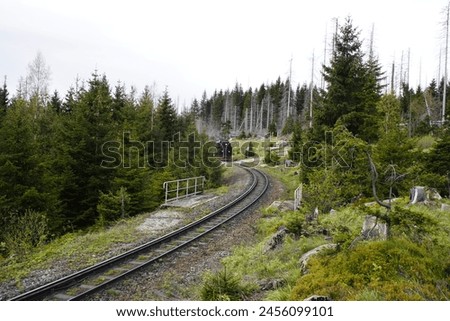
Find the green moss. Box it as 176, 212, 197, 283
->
204, 173, 450, 302
290, 237, 449, 300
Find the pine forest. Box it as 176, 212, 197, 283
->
0, 11, 449, 303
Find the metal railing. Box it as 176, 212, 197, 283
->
294, 184, 302, 210
163, 176, 206, 204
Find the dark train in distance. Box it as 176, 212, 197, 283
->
215, 140, 232, 162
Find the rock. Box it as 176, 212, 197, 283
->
410, 186, 442, 204
365, 199, 398, 207
268, 200, 282, 209
306, 207, 319, 222
427, 188, 442, 201
285, 159, 296, 167
441, 204, 450, 212
362, 215, 388, 240
258, 279, 286, 291
268, 200, 294, 212
304, 295, 331, 301
263, 227, 288, 253
299, 243, 337, 274
329, 209, 337, 215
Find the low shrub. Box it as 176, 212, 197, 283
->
290, 237, 449, 300
200, 267, 252, 301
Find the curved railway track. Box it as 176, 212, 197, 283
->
10, 166, 269, 301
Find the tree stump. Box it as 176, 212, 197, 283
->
409, 186, 426, 204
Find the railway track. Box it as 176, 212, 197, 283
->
10, 166, 269, 301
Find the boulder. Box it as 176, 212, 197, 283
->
441, 203, 450, 212
258, 279, 286, 291
285, 159, 296, 167
362, 215, 388, 240
299, 243, 337, 274
263, 227, 288, 253
427, 188, 442, 201
306, 207, 319, 222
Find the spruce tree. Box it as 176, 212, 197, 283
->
60, 72, 117, 228
200, 91, 210, 121
151, 89, 178, 168
49, 90, 62, 114
269, 77, 283, 129
112, 82, 127, 124
0, 97, 61, 241
288, 121, 303, 162
155, 89, 178, 142
62, 87, 77, 114
0, 98, 39, 211
0, 78, 9, 122
256, 84, 266, 105
211, 90, 225, 127
427, 131, 450, 178
135, 85, 155, 142
374, 94, 414, 197
294, 84, 307, 118
320, 17, 381, 142
190, 98, 200, 119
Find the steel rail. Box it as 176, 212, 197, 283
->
10, 166, 268, 301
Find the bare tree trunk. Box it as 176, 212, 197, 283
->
366, 151, 391, 210
366, 151, 391, 238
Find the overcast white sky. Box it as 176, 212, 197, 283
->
0, 0, 448, 107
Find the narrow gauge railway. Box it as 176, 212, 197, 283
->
10, 166, 268, 301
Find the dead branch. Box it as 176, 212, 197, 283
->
366, 151, 391, 210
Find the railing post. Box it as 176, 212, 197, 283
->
163, 182, 168, 204
186, 179, 189, 198
294, 184, 302, 210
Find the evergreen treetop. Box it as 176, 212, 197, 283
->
155, 88, 178, 142
320, 17, 382, 142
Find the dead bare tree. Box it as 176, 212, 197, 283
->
365, 151, 397, 240
25, 51, 51, 109
366, 151, 391, 210
384, 164, 407, 206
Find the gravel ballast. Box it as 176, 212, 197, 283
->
87, 166, 283, 300
1, 165, 281, 301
